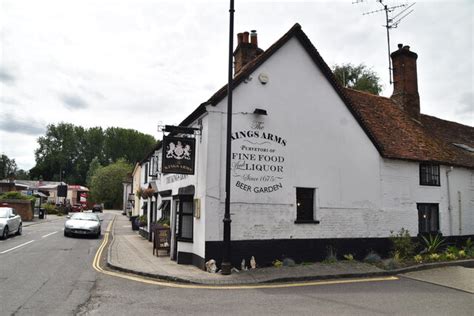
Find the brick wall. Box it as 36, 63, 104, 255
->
0, 199, 34, 221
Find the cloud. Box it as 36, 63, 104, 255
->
0, 67, 16, 84
0, 96, 19, 105
0, 114, 46, 136
60, 93, 88, 110
457, 92, 473, 115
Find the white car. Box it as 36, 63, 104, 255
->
64, 212, 102, 238
0, 207, 23, 239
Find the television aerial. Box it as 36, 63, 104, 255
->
354, 0, 415, 84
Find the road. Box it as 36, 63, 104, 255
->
1, 210, 472, 316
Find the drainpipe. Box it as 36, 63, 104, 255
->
458, 191, 462, 235
446, 166, 453, 235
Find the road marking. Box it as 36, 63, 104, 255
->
1, 240, 35, 254
92, 217, 399, 290
42, 231, 58, 238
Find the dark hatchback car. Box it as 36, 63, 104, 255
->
92, 203, 103, 213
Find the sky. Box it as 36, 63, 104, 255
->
0, 0, 472, 170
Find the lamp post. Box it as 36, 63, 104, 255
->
221, 0, 235, 276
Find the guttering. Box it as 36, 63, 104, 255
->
446, 166, 453, 235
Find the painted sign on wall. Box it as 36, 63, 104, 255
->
161, 136, 196, 175
231, 121, 286, 195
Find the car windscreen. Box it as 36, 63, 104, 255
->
0, 209, 10, 218
70, 213, 99, 221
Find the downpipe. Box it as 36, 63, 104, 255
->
446, 166, 453, 235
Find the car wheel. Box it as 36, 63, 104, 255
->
64, 231, 68, 237
16, 223, 22, 235
2, 226, 8, 240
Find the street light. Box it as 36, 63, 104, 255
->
221, 0, 235, 276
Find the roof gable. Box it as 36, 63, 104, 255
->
177, 23, 473, 169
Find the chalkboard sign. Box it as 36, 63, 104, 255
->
153, 226, 170, 256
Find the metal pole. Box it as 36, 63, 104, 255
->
221, 0, 234, 276
385, 5, 393, 85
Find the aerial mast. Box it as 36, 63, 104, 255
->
354, 0, 415, 84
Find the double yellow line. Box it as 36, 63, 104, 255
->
92, 216, 398, 290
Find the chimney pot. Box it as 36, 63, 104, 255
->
403, 45, 410, 51
398, 43, 403, 49
237, 33, 243, 44
250, 30, 258, 46
243, 32, 249, 43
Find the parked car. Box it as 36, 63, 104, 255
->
92, 203, 103, 213
71, 204, 83, 212
64, 212, 102, 238
0, 207, 22, 239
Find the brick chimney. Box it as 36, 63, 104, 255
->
234, 30, 263, 76
390, 44, 420, 120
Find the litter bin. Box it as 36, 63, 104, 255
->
130, 216, 139, 231
39, 208, 45, 219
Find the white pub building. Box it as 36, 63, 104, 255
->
138, 24, 474, 270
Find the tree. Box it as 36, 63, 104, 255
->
86, 157, 102, 187
0, 154, 17, 179
89, 159, 132, 209
332, 63, 383, 95
30, 123, 156, 185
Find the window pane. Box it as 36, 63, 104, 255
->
182, 201, 193, 215
296, 188, 314, 221
181, 215, 193, 239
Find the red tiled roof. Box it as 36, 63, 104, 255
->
344, 89, 474, 168
178, 23, 474, 169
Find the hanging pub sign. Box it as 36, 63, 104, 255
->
161, 136, 196, 175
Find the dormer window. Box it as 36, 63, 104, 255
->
419, 163, 440, 186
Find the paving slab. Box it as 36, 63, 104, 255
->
402, 266, 474, 294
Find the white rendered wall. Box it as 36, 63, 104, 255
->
380, 160, 474, 236
154, 115, 210, 259
205, 37, 383, 241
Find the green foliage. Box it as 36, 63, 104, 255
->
30, 123, 156, 185
420, 234, 446, 255
364, 251, 382, 264
332, 63, 383, 95
86, 157, 102, 187
89, 159, 132, 209
389, 228, 417, 260
343, 254, 354, 261
41, 203, 58, 215
463, 238, 474, 256
0, 154, 18, 179
323, 247, 338, 263
272, 259, 283, 268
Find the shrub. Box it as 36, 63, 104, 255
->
343, 254, 354, 261
463, 238, 474, 257
383, 258, 401, 270
445, 253, 457, 260
273, 259, 283, 268
420, 234, 446, 255
323, 247, 337, 263
41, 203, 58, 215
137, 215, 147, 227
428, 253, 441, 261
389, 228, 416, 260
364, 251, 382, 264
282, 258, 296, 267
414, 254, 423, 264
458, 250, 466, 258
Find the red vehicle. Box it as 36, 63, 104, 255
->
71, 204, 83, 212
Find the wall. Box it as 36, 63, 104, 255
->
205, 37, 382, 242
0, 199, 33, 221
381, 159, 474, 236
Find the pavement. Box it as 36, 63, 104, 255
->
106, 213, 474, 286
22, 213, 64, 227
